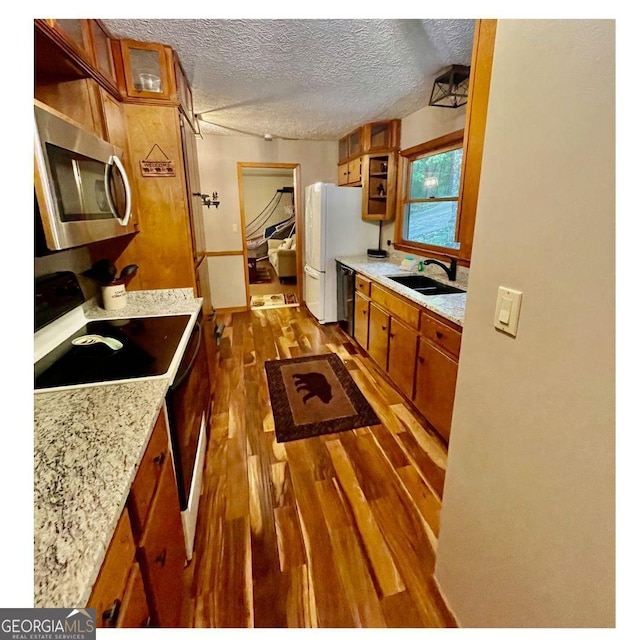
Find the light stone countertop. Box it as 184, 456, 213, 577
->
33, 289, 202, 609
335, 252, 468, 326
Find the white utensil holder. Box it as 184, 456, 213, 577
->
102, 283, 127, 310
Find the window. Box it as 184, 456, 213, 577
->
395, 129, 465, 258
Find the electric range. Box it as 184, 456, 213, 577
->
35, 314, 190, 390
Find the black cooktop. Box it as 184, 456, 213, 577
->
35, 315, 191, 390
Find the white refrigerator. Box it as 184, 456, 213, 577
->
304, 182, 379, 323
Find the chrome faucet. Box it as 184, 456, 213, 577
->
422, 258, 457, 281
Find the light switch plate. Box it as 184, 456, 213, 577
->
494, 286, 523, 336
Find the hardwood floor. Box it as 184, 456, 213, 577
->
182, 305, 454, 628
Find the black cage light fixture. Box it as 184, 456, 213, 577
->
428, 64, 471, 108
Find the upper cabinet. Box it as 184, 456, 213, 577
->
90, 20, 117, 86
174, 56, 197, 132
363, 120, 400, 154
46, 19, 94, 62
337, 119, 401, 200
113, 39, 177, 101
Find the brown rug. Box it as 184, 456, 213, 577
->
264, 354, 380, 442
253, 266, 272, 284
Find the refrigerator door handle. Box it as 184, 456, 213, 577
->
304, 264, 321, 279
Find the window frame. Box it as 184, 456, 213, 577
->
394, 129, 467, 263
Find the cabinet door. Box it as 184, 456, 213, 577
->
413, 337, 458, 443
337, 162, 349, 186
175, 56, 195, 130
361, 153, 397, 221
90, 20, 117, 86
363, 120, 401, 152
354, 291, 370, 349
48, 19, 93, 62
138, 461, 186, 628
368, 302, 390, 371
388, 317, 418, 399
87, 508, 137, 628
348, 128, 362, 158
117, 562, 151, 628
118, 39, 175, 100
338, 136, 349, 164
348, 157, 362, 184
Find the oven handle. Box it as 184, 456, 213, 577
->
171, 321, 202, 390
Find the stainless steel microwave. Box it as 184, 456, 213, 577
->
34, 102, 136, 251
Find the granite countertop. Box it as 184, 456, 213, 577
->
336, 253, 468, 326
34, 289, 202, 609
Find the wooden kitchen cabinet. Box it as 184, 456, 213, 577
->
368, 302, 390, 371
128, 409, 170, 536
87, 508, 143, 628
138, 460, 186, 628
362, 119, 400, 153
354, 291, 370, 349
362, 152, 398, 221
114, 39, 176, 101
175, 56, 197, 131
90, 20, 117, 87
88, 408, 185, 628
388, 317, 419, 399
347, 274, 461, 445
116, 562, 151, 628
46, 19, 94, 64
413, 337, 459, 443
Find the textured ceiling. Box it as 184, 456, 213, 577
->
101, 19, 475, 140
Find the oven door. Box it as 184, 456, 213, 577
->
165, 314, 211, 511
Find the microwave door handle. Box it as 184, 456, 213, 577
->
104, 155, 132, 226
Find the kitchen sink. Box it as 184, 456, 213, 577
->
387, 274, 465, 295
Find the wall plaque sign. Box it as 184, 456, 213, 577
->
140, 144, 175, 177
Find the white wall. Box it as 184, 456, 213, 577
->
196, 135, 336, 309
434, 20, 615, 627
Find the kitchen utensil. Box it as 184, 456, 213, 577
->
82, 259, 117, 285
118, 264, 139, 284
72, 334, 124, 351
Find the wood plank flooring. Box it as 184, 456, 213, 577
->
182, 306, 454, 628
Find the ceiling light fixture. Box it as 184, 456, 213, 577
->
428, 64, 470, 108
264, 134, 273, 141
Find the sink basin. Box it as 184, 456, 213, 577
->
387, 274, 465, 295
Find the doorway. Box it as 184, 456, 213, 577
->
237, 163, 302, 310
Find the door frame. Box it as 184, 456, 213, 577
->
237, 162, 302, 309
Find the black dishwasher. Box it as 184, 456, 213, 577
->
336, 262, 356, 336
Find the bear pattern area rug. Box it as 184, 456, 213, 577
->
264, 353, 380, 442
250, 293, 298, 309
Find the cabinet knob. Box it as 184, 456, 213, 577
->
155, 548, 168, 567
153, 451, 166, 466
436, 331, 443, 339
389, 332, 395, 338
102, 599, 121, 627
418, 355, 425, 364
381, 325, 387, 331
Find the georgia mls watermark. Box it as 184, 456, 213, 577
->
0, 609, 95, 640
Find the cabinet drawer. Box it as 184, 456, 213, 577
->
371, 283, 420, 329
420, 312, 462, 359
355, 274, 371, 296
88, 508, 137, 628
128, 409, 169, 536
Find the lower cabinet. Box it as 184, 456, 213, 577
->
349, 277, 461, 444
354, 291, 370, 349
368, 302, 390, 370
388, 317, 419, 400
413, 337, 459, 443
88, 407, 186, 628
